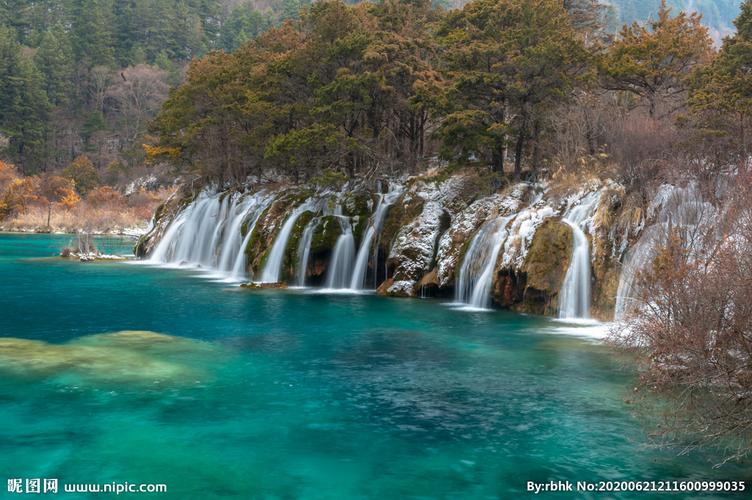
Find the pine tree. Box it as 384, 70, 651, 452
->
599, 0, 713, 117
71, 0, 115, 68
34, 25, 74, 106
0, 25, 50, 171
690, 0, 752, 160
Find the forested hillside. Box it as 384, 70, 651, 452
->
0, 0, 310, 178
150, 0, 749, 188
0, 0, 744, 180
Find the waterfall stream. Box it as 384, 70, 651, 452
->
455, 215, 515, 310
258, 201, 313, 283
614, 184, 716, 320
295, 218, 319, 287
148, 191, 274, 281
558, 192, 601, 320
349, 187, 402, 290
324, 208, 356, 289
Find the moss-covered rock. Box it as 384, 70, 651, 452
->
378, 192, 425, 271
133, 188, 197, 258
281, 210, 315, 281
342, 191, 372, 245
514, 218, 573, 315
305, 215, 343, 284
590, 184, 629, 320
244, 191, 308, 278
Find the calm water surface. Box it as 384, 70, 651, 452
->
0, 233, 749, 498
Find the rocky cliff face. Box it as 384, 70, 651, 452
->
136, 168, 660, 321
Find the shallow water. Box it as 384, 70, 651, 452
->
0, 233, 749, 498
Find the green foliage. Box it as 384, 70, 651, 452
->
0, 25, 49, 169
689, 0, 752, 159
436, 0, 590, 176
599, 1, 713, 116
62, 155, 101, 195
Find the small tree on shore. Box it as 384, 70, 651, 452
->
38, 174, 78, 229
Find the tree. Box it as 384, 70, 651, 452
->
62, 155, 101, 196
219, 3, 272, 52
34, 25, 74, 106
37, 174, 78, 228
0, 25, 50, 171
71, 0, 115, 69
599, 0, 713, 118
437, 0, 589, 177
690, 0, 752, 161
106, 64, 170, 145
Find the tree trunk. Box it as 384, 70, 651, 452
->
531, 119, 541, 173
47, 203, 52, 229
491, 139, 505, 174
514, 123, 527, 179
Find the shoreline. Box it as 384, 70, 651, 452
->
0, 228, 145, 238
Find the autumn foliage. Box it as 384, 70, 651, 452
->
0, 160, 168, 233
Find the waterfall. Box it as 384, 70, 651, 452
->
217, 195, 258, 272
229, 194, 274, 280
147, 190, 274, 281
455, 215, 514, 310
295, 218, 319, 287
349, 186, 402, 290
558, 192, 601, 320
258, 201, 313, 283
149, 193, 218, 266
614, 184, 715, 320
325, 210, 356, 289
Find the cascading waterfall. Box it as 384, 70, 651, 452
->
455, 215, 515, 310
558, 192, 601, 320
614, 184, 716, 320
258, 201, 313, 283
349, 186, 402, 290
229, 194, 274, 280
325, 208, 356, 289
149, 192, 219, 266
216, 195, 259, 272
295, 218, 319, 287
148, 190, 274, 281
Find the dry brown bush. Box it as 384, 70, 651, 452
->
614, 170, 752, 462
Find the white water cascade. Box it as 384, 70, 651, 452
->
349, 186, 402, 290
295, 217, 319, 287
258, 201, 313, 283
148, 190, 274, 281
455, 215, 515, 310
229, 194, 274, 280
558, 192, 601, 320
614, 184, 716, 320
325, 209, 356, 289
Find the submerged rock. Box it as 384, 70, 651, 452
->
0, 331, 216, 386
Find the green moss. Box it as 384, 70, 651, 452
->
244, 203, 273, 259
309, 216, 342, 254
342, 191, 372, 245
521, 219, 573, 315
283, 211, 315, 275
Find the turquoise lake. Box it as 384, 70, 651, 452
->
0, 233, 749, 498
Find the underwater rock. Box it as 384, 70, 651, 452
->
0, 331, 215, 385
